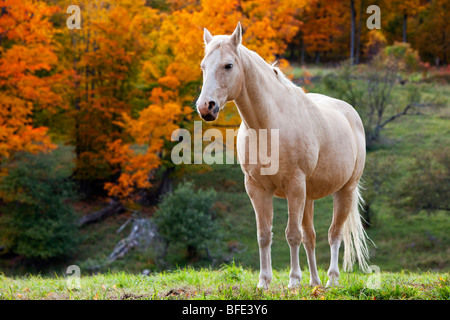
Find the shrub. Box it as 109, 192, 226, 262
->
153, 181, 219, 261
391, 148, 450, 214
361, 152, 397, 227
0, 148, 80, 260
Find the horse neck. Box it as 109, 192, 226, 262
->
234, 48, 293, 130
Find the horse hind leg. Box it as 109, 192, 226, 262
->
327, 186, 355, 287
327, 183, 369, 287
302, 199, 321, 286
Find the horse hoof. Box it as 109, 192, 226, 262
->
326, 278, 339, 287
310, 279, 322, 287
288, 281, 300, 289
257, 281, 270, 290
257, 277, 271, 289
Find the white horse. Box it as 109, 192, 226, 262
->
196, 22, 370, 288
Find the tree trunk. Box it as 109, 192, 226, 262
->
350, 0, 356, 64
187, 245, 198, 261
442, 27, 448, 65
300, 33, 305, 65
355, 0, 364, 64
138, 166, 174, 206
301, 45, 305, 65
403, 11, 408, 43
158, 167, 174, 197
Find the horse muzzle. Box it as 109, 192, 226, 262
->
197, 100, 219, 122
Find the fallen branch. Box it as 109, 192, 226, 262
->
78, 199, 125, 227
108, 215, 163, 262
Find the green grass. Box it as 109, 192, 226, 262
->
0, 265, 448, 300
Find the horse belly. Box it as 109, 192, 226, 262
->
306, 176, 348, 200
305, 147, 357, 199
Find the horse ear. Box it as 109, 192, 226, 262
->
204, 28, 213, 45
230, 22, 242, 47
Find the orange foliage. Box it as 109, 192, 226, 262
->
0, 0, 59, 167
300, 0, 345, 57
60, 0, 162, 183
104, 102, 182, 198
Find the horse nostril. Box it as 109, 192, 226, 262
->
208, 101, 215, 110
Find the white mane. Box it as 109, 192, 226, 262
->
239, 44, 301, 93
205, 35, 301, 93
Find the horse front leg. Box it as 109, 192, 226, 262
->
286, 177, 306, 289
245, 177, 274, 289
302, 199, 321, 286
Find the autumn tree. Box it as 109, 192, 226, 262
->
349, 0, 367, 64
0, 0, 61, 180
415, 0, 450, 65
0, 0, 81, 259
55, 0, 164, 195
389, 0, 425, 43
382, 0, 427, 45
298, 0, 345, 63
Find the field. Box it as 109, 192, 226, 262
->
1, 266, 449, 300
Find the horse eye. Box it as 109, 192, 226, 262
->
225, 64, 233, 70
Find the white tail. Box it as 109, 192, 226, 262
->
342, 183, 372, 272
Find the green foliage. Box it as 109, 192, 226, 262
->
391, 148, 450, 214
220, 260, 244, 282
0, 148, 80, 259
361, 152, 397, 227
153, 181, 219, 258
321, 61, 365, 110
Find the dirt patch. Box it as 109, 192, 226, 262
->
159, 286, 211, 300
120, 292, 145, 300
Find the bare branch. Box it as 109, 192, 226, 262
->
378, 103, 414, 129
